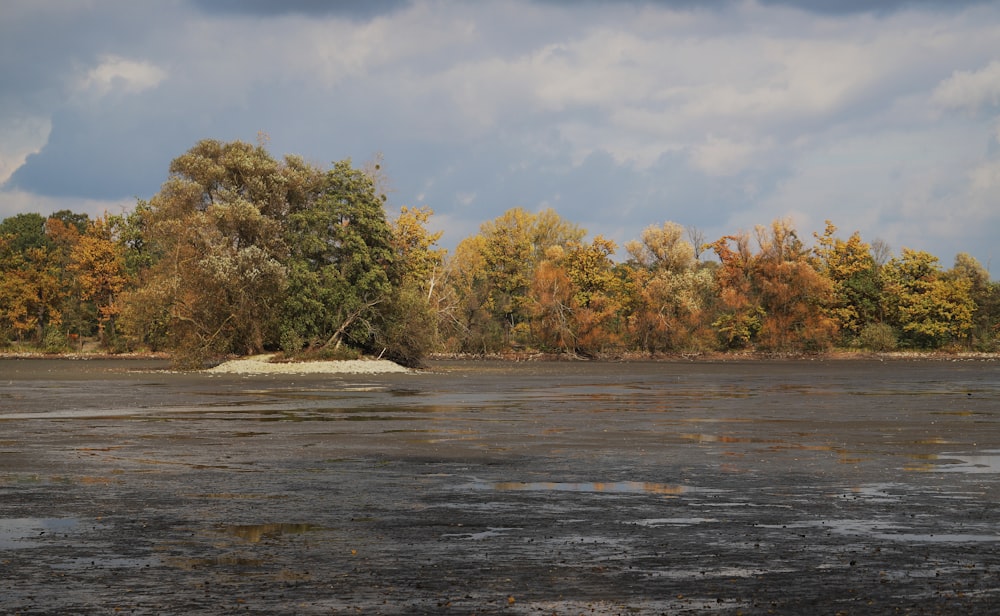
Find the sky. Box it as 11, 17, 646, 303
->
2, 0, 999, 273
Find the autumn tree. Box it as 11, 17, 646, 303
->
437, 235, 501, 353
0, 239, 51, 344
560, 236, 625, 353
753, 220, 837, 351
624, 222, 716, 353
67, 215, 131, 349
710, 219, 836, 352
530, 246, 576, 353
470, 207, 583, 347
708, 232, 761, 349
883, 249, 975, 348
477, 208, 540, 345
0, 213, 65, 345
375, 206, 447, 366
44, 216, 86, 346
812, 221, 883, 342
118, 140, 296, 365
530, 236, 624, 355
948, 253, 999, 350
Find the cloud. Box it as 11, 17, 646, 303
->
2, 0, 999, 271
0, 186, 132, 222
690, 135, 767, 177
759, 0, 992, 15
932, 60, 1000, 111
537, 0, 991, 15
0, 115, 51, 185
969, 158, 1000, 194
190, 0, 412, 20
76, 55, 167, 98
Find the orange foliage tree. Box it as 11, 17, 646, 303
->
624, 222, 716, 353
530, 236, 624, 355
67, 216, 131, 348
711, 219, 836, 352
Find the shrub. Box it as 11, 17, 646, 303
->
859, 322, 898, 352
42, 329, 70, 354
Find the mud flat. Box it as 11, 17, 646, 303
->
2, 357, 1000, 614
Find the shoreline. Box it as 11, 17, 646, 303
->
1, 349, 998, 369
428, 350, 1000, 362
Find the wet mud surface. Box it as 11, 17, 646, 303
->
2, 357, 1000, 614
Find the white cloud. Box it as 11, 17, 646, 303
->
690, 135, 764, 177
77, 55, 167, 97
932, 60, 1000, 111
455, 191, 477, 207
758, 122, 988, 257
969, 158, 1000, 195
0, 115, 51, 185
0, 187, 132, 221
4, 0, 1000, 269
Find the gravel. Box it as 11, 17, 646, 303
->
204, 354, 411, 374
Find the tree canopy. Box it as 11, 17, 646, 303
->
2, 138, 998, 363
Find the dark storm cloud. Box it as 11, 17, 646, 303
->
534, 0, 989, 14
759, 0, 991, 14
189, 0, 412, 20
8, 105, 189, 200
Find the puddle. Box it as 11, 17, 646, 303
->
442, 527, 520, 540
52, 555, 158, 569
466, 480, 716, 496
183, 492, 287, 500
836, 483, 903, 502
931, 450, 1000, 474
631, 517, 719, 527
644, 565, 796, 580
219, 523, 319, 543
0, 517, 79, 549
761, 519, 1000, 543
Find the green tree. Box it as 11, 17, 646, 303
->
883, 249, 975, 348
281, 159, 394, 355
0, 213, 50, 255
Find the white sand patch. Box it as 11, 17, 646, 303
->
206, 354, 410, 375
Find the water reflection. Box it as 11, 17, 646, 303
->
930, 450, 1000, 474
473, 480, 697, 496
220, 522, 318, 543
0, 517, 78, 549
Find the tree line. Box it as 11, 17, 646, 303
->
2, 139, 997, 366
